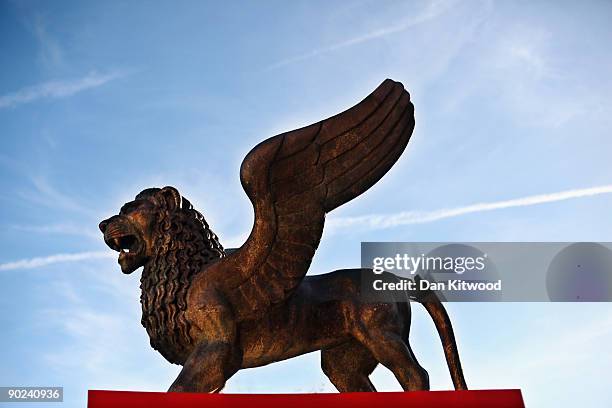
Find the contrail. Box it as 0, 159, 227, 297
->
4, 185, 611, 270
0, 70, 127, 109
267, 0, 456, 70
0, 251, 114, 271
329, 185, 612, 230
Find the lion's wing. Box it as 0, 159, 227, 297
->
213, 79, 415, 319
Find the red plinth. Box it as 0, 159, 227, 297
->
88, 389, 525, 408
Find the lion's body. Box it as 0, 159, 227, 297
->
181, 268, 430, 392
181, 267, 464, 392
156, 268, 397, 367
230, 269, 411, 370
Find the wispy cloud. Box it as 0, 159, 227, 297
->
0, 251, 113, 271
19, 175, 98, 215
0, 70, 126, 109
329, 185, 612, 231
267, 0, 457, 70
465, 23, 607, 128
11, 223, 100, 239
31, 15, 64, 68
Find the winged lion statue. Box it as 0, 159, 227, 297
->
99, 79, 467, 393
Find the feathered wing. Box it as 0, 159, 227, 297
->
213, 79, 415, 319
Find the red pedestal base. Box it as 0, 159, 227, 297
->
88, 389, 525, 408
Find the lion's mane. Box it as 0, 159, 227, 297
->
137, 188, 225, 364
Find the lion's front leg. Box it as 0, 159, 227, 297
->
169, 291, 241, 393
169, 341, 239, 393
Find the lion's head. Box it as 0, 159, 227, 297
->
99, 186, 225, 363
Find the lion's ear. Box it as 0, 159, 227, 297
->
158, 186, 181, 211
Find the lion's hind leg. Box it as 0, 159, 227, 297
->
321, 340, 378, 392
355, 329, 429, 391
351, 302, 429, 392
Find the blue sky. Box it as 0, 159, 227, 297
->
1, 0, 612, 407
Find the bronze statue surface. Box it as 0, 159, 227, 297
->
99, 79, 467, 393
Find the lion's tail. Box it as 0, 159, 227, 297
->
413, 277, 467, 390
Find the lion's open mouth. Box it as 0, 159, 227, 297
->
106, 231, 146, 274
106, 233, 139, 253
110, 234, 137, 253
100, 216, 148, 274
